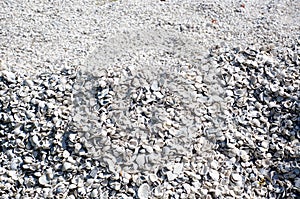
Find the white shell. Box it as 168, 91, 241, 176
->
166, 171, 177, 181
231, 173, 243, 186
209, 169, 219, 181
138, 183, 150, 199
30, 135, 40, 147
7, 170, 18, 181
153, 91, 164, 99
210, 160, 218, 170
91, 189, 98, 198
62, 162, 73, 171
136, 154, 145, 166
63, 150, 70, 158
148, 174, 158, 182
173, 163, 183, 174
103, 158, 115, 172
38, 175, 49, 186
150, 80, 159, 91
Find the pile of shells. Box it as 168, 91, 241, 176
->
71, 27, 226, 171
70, 33, 299, 198
0, 0, 299, 198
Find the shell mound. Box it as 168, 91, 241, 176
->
72, 27, 226, 172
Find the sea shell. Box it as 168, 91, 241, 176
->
127, 139, 139, 150
166, 171, 177, 181
91, 189, 99, 198
209, 169, 219, 181
150, 80, 160, 91
138, 183, 150, 199
109, 181, 121, 191
148, 173, 158, 183
38, 175, 50, 186
62, 162, 73, 171
230, 173, 243, 186
136, 154, 146, 166
173, 163, 183, 175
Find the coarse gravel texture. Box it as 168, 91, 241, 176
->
0, 0, 300, 198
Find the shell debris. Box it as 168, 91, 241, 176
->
0, 0, 299, 198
